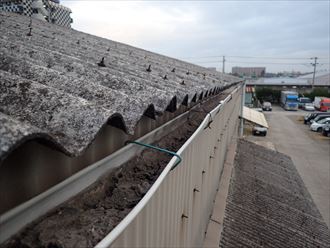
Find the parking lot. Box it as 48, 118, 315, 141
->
247, 105, 330, 227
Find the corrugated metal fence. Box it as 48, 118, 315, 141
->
96, 85, 242, 248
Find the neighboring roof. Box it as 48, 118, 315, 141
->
246, 71, 330, 86
0, 12, 240, 161
220, 139, 330, 247
242, 107, 269, 128
247, 77, 308, 86
298, 71, 330, 79
299, 71, 330, 86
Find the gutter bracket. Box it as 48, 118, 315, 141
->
204, 113, 213, 130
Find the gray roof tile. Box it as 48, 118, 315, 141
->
220, 140, 330, 247
0, 12, 240, 161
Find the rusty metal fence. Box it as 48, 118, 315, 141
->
96, 85, 242, 248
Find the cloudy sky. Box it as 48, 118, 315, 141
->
62, 0, 329, 73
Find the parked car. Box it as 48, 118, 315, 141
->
304, 112, 330, 124
303, 103, 315, 111
262, 102, 272, 111
322, 123, 330, 137
310, 114, 330, 124
252, 125, 267, 136
314, 97, 330, 112
298, 97, 312, 109
310, 117, 330, 132
304, 113, 313, 124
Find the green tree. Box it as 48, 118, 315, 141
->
255, 87, 281, 103
304, 88, 330, 101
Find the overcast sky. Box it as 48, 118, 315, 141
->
62, 0, 329, 73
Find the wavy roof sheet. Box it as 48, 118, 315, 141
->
0, 12, 240, 161
242, 107, 269, 128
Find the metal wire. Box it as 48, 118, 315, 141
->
126, 141, 182, 170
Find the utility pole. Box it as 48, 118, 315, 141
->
222, 56, 226, 73
240, 80, 246, 137
311, 57, 318, 89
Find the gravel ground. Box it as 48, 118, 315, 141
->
1, 93, 228, 248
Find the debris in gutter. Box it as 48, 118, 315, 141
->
1, 92, 230, 248
204, 114, 213, 130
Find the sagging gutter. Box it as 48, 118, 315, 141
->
95, 87, 239, 247
0, 85, 240, 244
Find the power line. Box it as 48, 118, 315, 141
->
187, 60, 325, 65
227, 55, 310, 60
182, 55, 224, 59
226, 61, 320, 65
182, 55, 330, 60
227, 55, 329, 60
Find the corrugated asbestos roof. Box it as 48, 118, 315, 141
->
0, 12, 240, 161
242, 107, 269, 128
220, 140, 330, 247
298, 71, 330, 79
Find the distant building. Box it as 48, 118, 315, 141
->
0, 0, 72, 27
207, 67, 217, 71
232, 67, 266, 78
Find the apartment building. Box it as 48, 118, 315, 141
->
0, 0, 72, 27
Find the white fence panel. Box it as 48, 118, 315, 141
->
96, 86, 243, 248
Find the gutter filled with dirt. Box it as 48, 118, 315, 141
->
2, 90, 233, 248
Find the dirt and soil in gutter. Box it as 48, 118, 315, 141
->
2, 91, 231, 248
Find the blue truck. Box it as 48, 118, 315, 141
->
281, 91, 299, 111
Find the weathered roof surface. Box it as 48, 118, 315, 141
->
0, 12, 240, 161
220, 139, 330, 247
298, 71, 330, 79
